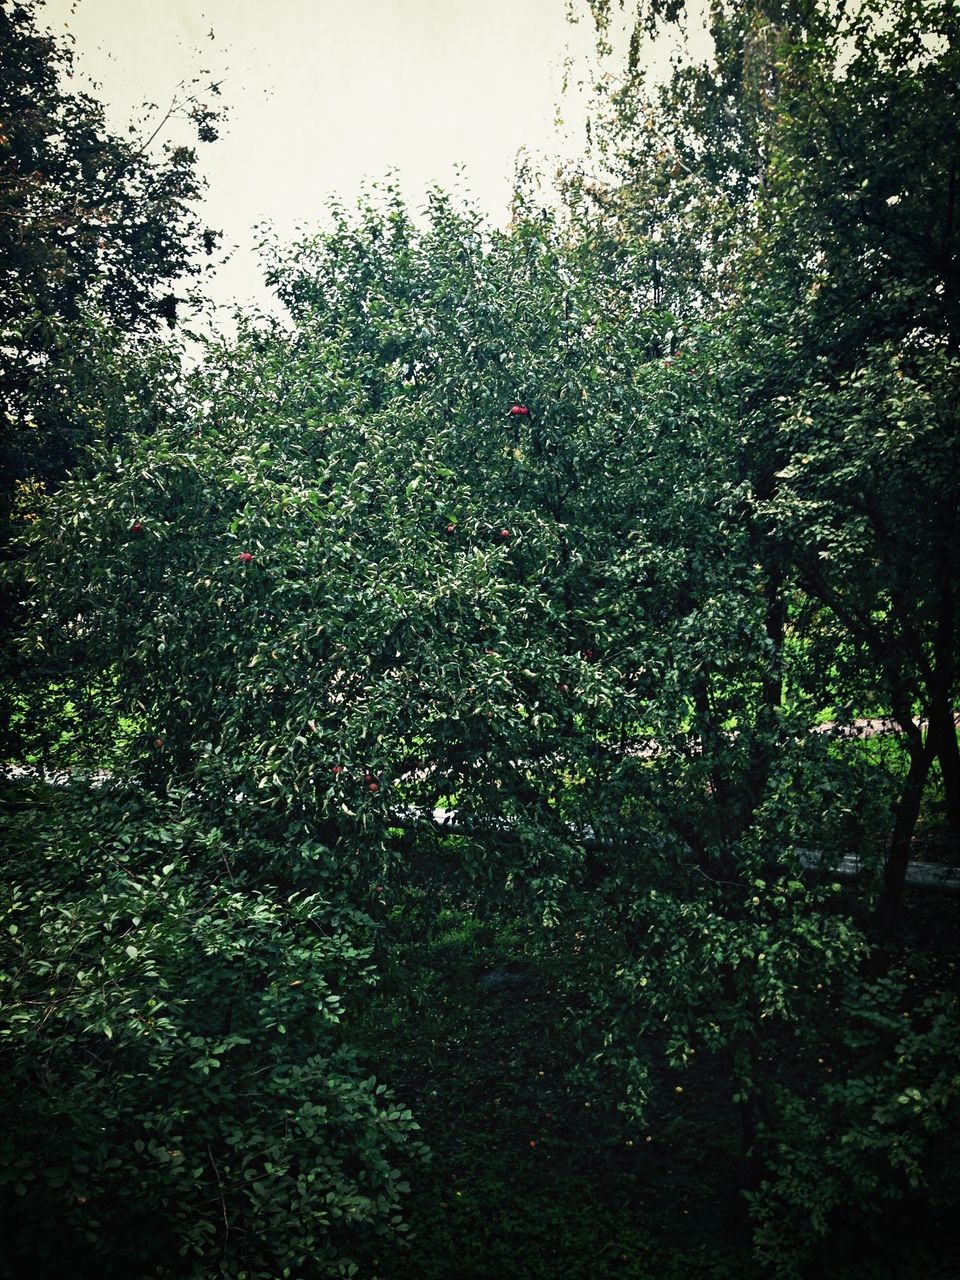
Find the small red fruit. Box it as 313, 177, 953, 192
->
332, 765, 343, 776
445, 524, 456, 534
368, 781, 379, 793
154, 737, 164, 749
529, 1139, 537, 1148
508, 404, 529, 417
130, 521, 144, 536
499, 528, 510, 539
238, 551, 253, 563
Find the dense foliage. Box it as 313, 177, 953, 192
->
1, 783, 424, 1279
575, 0, 960, 924
0, 0, 220, 756
2, 1, 958, 1277
0, 0, 219, 512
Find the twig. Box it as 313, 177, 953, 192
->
207, 1142, 231, 1262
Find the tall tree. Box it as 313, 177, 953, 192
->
0, 0, 221, 754
0, 0, 220, 543
572, 0, 960, 929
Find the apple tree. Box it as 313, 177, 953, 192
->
8, 180, 916, 1277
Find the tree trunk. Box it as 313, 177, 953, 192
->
732, 1035, 769, 1203
931, 701, 960, 839
928, 554, 959, 837
877, 732, 936, 941
737, 1094, 763, 1194
942, 716, 960, 834
693, 674, 727, 813
0, 490, 24, 759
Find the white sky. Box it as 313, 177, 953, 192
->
38, 0, 707, 316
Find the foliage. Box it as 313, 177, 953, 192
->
0, 779, 425, 1279
0, 0, 220, 489
0, 0, 221, 758
5, 0, 960, 1271
573, 0, 960, 914
14, 177, 958, 1273
353, 868, 958, 1280
564, 0, 960, 1262
355, 880, 757, 1280
748, 971, 960, 1278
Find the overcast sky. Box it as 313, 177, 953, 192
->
38, 0, 705, 315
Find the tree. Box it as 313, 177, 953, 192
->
742, 0, 960, 930
8, 3, 960, 1258
571, 0, 960, 929
0, 782, 426, 1279
0, 0, 221, 540
0, 0, 221, 752
14, 182, 955, 1275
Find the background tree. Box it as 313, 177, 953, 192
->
571, 0, 960, 928
0, 0, 221, 750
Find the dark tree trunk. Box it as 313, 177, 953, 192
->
733, 1036, 770, 1200
0, 490, 25, 758
877, 731, 936, 941
693, 673, 728, 813
737, 1094, 763, 1194
934, 708, 960, 838
928, 557, 959, 837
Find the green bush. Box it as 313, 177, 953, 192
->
0, 781, 426, 1278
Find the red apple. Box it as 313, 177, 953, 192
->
445, 523, 456, 534
499, 528, 510, 539
332, 765, 343, 776
130, 521, 144, 536
508, 404, 529, 417
238, 551, 253, 563
367, 781, 379, 793
154, 737, 164, 749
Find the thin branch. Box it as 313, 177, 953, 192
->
206, 1143, 231, 1262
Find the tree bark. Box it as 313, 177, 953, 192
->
877, 731, 936, 941
931, 703, 960, 839
928, 551, 959, 837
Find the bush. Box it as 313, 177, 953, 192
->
0, 780, 426, 1279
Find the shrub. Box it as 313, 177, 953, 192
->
0, 780, 426, 1279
